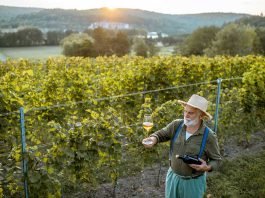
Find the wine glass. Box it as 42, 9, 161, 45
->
142, 114, 154, 145
143, 114, 154, 132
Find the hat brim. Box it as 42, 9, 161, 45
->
178, 100, 212, 120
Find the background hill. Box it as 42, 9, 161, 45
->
0, 6, 43, 20
0, 6, 250, 35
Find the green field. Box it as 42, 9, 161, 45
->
0, 45, 176, 61
0, 46, 63, 61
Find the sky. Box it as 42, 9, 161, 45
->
0, 0, 264, 15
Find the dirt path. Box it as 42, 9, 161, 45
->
222, 130, 265, 159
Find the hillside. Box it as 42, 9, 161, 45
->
0, 6, 43, 20
234, 15, 265, 27
0, 6, 250, 35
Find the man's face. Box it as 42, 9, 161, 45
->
183, 105, 202, 127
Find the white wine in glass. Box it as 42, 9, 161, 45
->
143, 114, 154, 132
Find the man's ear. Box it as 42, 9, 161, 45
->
199, 111, 206, 120
200, 113, 208, 120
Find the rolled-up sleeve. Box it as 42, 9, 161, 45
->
150, 119, 182, 143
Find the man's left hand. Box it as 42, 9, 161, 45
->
189, 158, 212, 172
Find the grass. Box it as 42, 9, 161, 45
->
207, 151, 265, 197
0, 46, 64, 61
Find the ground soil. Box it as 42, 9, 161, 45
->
82, 130, 265, 198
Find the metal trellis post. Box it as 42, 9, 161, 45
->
20, 107, 29, 198
214, 78, 222, 133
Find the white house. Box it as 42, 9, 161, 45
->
88, 21, 131, 29
147, 32, 169, 39
147, 32, 159, 39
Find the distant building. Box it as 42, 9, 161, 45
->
88, 21, 131, 29
147, 32, 169, 39
147, 32, 159, 39
161, 33, 169, 38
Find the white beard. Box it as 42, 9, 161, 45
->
184, 117, 199, 127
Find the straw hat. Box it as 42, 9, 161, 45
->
178, 94, 212, 120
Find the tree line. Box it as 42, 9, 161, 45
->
178, 23, 265, 56
62, 24, 265, 57
0, 28, 75, 47
0, 26, 159, 57
60, 27, 166, 57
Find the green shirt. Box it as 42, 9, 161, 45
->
150, 119, 222, 177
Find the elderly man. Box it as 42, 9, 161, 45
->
142, 94, 222, 198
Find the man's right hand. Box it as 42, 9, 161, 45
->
142, 136, 157, 148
